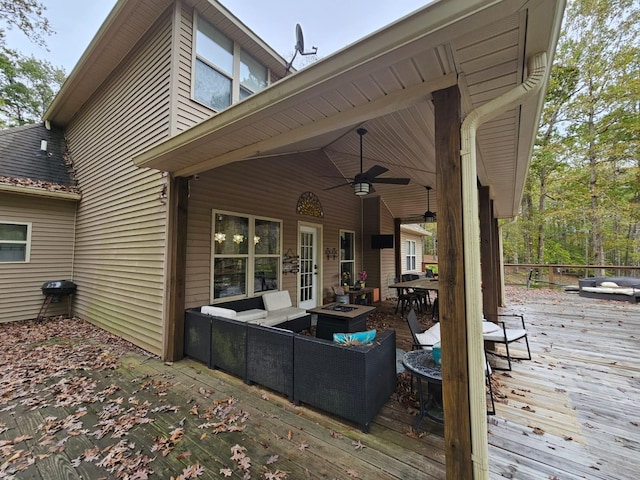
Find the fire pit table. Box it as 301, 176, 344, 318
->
307, 303, 376, 340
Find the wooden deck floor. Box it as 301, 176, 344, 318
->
1, 288, 638, 479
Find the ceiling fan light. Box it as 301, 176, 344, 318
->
354, 182, 370, 196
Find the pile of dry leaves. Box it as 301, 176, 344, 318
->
0, 316, 288, 480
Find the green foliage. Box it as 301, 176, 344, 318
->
0, 48, 65, 127
0, 0, 52, 47
505, 0, 640, 268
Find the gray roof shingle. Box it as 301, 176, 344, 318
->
0, 123, 75, 187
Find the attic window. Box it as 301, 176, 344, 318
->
0, 222, 31, 263
194, 15, 268, 110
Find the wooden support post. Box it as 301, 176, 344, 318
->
394, 218, 402, 281
434, 85, 473, 479
163, 175, 189, 361
479, 186, 498, 317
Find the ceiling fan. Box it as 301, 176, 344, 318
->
403, 185, 437, 223
324, 128, 410, 196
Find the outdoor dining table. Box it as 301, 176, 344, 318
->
388, 278, 439, 291
389, 278, 439, 317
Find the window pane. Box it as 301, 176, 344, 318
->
213, 214, 248, 254
340, 232, 354, 261
0, 244, 26, 262
213, 258, 246, 299
0, 224, 27, 241
194, 59, 232, 110
254, 257, 278, 293
240, 86, 251, 101
240, 50, 267, 93
254, 219, 279, 255
196, 17, 233, 73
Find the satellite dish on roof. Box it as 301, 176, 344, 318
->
285, 23, 318, 73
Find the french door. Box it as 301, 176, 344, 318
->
299, 224, 320, 310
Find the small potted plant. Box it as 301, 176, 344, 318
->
359, 270, 367, 288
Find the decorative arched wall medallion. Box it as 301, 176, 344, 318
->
296, 192, 324, 218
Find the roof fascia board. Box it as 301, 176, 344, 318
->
0, 184, 81, 201
134, 0, 516, 171
43, 0, 130, 123
171, 73, 456, 176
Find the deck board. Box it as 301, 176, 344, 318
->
1, 287, 638, 479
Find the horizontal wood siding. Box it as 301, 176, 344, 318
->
173, 4, 215, 132
185, 151, 362, 309
400, 231, 424, 274
64, 11, 174, 355
0, 194, 76, 322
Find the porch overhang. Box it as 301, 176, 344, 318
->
133, 0, 564, 220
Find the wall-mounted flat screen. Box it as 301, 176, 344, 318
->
371, 234, 394, 249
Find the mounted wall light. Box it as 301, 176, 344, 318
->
423, 186, 437, 223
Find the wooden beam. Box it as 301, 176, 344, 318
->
479, 186, 498, 317
394, 218, 402, 280
434, 85, 472, 479
163, 175, 189, 361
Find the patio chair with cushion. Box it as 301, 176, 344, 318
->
482, 313, 532, 371
405, 309, 495, 415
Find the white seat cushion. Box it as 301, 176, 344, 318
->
235, 309, 268, 322
484, 328, 527, 342
255, 312, 289, 326
482, 321, 501, 334
262, 291, 292, 311
415, 323, 441, 349
201, 306, 236, 319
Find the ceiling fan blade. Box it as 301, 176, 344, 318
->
362, 165, 388, 180
370, 177, 411, 185
323, 183, 352, 191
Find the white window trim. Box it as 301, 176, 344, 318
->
210, 210, 282, 303
192, 13, 269, 112
339, 229, 356, 286
406, 239, 416, 271
0, 221, 32, 263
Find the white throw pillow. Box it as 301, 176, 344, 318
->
600, 281, 619, 288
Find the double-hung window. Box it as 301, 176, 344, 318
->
339, 230, 355, 287
194, 15, 268, 111
212, 212, 281, 301
0, 222, 31, 263
405, 240, 416, 271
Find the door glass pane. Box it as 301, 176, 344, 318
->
300, 231, 313, 302
213, 258, 246, 299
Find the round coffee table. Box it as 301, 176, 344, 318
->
402, 349, 443, 428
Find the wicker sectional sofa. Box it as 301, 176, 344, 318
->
184, 296, 397, 432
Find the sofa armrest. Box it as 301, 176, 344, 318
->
293, 330, 397, 432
